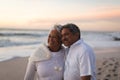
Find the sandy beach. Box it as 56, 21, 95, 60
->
0, 57, 28, 80
0, 47, 120, 80
95, 47, 120, 80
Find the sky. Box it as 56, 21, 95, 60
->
0, 0, 120, 31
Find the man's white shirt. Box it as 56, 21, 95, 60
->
64, 39, 96, 80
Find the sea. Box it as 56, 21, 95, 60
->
0, 28, 120, 62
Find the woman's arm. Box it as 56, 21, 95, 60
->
24, 61, 36, 80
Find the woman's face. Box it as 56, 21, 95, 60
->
48, 30, 61, 49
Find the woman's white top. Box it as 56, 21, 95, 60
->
24, 44, 65, 80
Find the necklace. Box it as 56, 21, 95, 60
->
54, 66, 62, 71
52, 52, 63, 72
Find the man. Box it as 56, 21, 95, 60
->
61, 23, 96, 80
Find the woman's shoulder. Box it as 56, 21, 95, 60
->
29, 43, 51, 62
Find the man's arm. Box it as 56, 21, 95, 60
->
81, 75, 91, 80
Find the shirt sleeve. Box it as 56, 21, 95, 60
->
24, 61, 36, 80
79, 50, 93, 76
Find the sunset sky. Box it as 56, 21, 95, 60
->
0, 0, 120, 31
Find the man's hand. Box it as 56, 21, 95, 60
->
81, 75, 91, 80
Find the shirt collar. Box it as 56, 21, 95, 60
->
70, 39, 83, 48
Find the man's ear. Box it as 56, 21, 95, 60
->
75, 33, 79, 37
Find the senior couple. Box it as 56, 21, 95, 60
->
24, 23, 96, 80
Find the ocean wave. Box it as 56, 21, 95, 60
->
0, 38, 41, 47
0, 33, 47, 37
0, 29, 120, 48
0, 29, 120, 62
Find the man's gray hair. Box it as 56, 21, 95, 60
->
60, 23, 81, 39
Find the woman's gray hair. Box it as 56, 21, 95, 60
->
48, 24, 62, 39
45, 24, 62, 45
50, 24, 62, 33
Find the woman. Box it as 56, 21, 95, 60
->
24, 25, 65, 80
